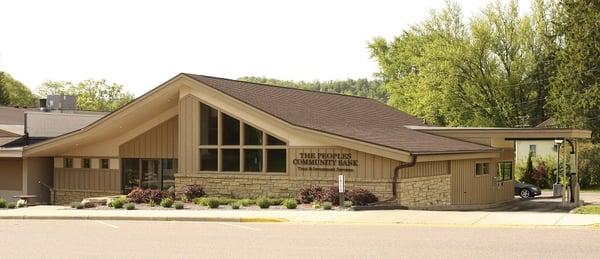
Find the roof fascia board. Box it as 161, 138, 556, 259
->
0, 148, 23, 158
416, 151, 500, 162
417, 128, 591, 139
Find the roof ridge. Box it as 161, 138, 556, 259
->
184, 73, 373, 101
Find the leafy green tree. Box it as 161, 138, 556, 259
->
238, 77, 387, 102
37, 79, 134, 112
0, 71, 37, 107
546, 0, 600, 142
369, 0, 559, 127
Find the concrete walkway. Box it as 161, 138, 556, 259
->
2, 206, 600, 227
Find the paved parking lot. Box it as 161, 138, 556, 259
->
485, 191, 600, 212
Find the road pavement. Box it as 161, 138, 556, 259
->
1, 220, 600, 259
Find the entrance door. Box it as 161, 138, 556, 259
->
141, 159, 161, 189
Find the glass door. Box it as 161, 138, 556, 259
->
141, 159, 161, 189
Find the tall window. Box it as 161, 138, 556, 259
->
82, 158, 91, 169
496, 161, 512, 181
529, 144, 537, 157
64, 158, 73, 168
198, 102, 287, 173
100, 159, 110, 169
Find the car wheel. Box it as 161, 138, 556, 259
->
519, 189, 532, 199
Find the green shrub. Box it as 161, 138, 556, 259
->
160, 198, 174, 208
76, 203, 84, 209
183, 184, 206, 200
193, 197, 207, 206
239, 198, 254, 207
7, 202, 16, 209
70, 202, 80, 208
322, 202, 333, 210
268, 198, 285, 206
206, 197, 220, 209
111, 197, 127, 209
346, 188, 378, 206
125, 203, 135, 210
0, 198, 6, 208
256, 197, 270, 209
343, 200, 353, 208
312, 202, 321, 209
282, 198, 297, 209
149, 200, 156, 207
174, 202, 184, 210
217, 197, 235, 205
231, 202, 241, 209
180, 196, 189, 203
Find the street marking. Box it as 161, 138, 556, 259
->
96, 221, 119, 229
219, 222, 261, 231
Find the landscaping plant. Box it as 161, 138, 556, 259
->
183, 184, 206, 200
149, 200, 156, 207
282, 198, 297, 209
343, 200, 353, 208
231, 202, 241, 209
125, 203, 135, 210
174, 202, 184, 210
7, 202, 16, 209
193, 197, 207, 206
256, 197, 270, 209
0, 198, 7, 208
297, 186, 324, 204
239, 198, 254, 207
346, 188, 378, 206
268, 198, 285, 206
111, 196, 127, 209
205, 197, 220, 209
322, 202, 333, 210
70, 202, 80, 208
160, 198, 174, 208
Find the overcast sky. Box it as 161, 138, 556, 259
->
0, 0, 530, 96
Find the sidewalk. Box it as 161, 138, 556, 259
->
2, 206, 600, 227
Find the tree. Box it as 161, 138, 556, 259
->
0, 71, 37, 107
546, 0, 600, 142
238, 77, 387, 102
369, 0, 559, 127
37, 79, 134, 112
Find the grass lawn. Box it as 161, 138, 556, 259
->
581, 187, 600, 193
574, 205, 600, 214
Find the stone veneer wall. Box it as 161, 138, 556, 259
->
54, 190, 121, 205
175, 173, 452, 207
399, 174, 451, 207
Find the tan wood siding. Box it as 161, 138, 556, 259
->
400, 160, 450, 179
178, 95, 199, 175
0, 158, 23, 190
54, 168, 121, 192
119, 116, 178, 159
451, 159, 499, 205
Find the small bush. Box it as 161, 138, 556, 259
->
298, 186, 324, 204
148, 189, 166, 204
268, 198, 285, 206
183, 184, 206, 200
111, 197, 127, 209
7, 202, 16, 209
74, 203, 84, 209
239, 198, 254, 207
256, 197, 270, 209
231, 202, 241, 209
193, 197, 207, 206
164, 186, 177, 201
70, 202, 80, 208
343, 200, 353, 208
125, 203, 135, 210
311, 202, 321, 209
126, 188, 147, 203
0, 198, 7, 208
206, 197, 220, 209
217, 197, 235, 206
322, 202, 333, 210
282, 198, 297, 209
180, 196, 189, 203
149, 200, 156, 207
160, 198, 174, 208
346, 188, 378, 206
174, 202, 184, 210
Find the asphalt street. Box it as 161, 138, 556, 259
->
1, 220, 600, 259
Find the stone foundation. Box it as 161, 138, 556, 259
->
399, 174, 451, 207
54, 190, 120, 205
175, 173, 452, 207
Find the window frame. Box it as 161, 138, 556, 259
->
198, 103, 288, 174
529, 144, 537, 157
496, 161, 513, 182
64, 158, 74, 168
475, 162, 490, 176
82, 158, 91, 169
100, 159, 110, 169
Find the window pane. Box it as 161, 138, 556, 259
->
161, 159, 177, 190
122, 158, 140, 193
222, 149, 240, 171
244, 124, 262, 145
267, 134, 286, 145
64, 158, 73, 168
200, 149, 218, 171
141, 160, 161, 189
476, 163, 489, 175
222, 113, 240, 145
83, 158, 91, 169
101, 159, 109, 169
200, 103, 218, 145
267, 149, 286, 172
244, 149, 262, 172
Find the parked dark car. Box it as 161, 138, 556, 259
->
514, 182, 542, 198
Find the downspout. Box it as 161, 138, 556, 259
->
390, 155, 417, 201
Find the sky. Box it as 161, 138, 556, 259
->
0, 0, 531, 96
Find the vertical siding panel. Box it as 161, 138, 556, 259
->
373, 155, 382, 180
381, 158, 390, 179
364, 153, 373, 179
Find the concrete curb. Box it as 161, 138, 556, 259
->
0, 215, 288, 223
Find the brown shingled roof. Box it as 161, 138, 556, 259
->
186, 74, 495, 154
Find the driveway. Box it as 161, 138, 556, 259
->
484, 191, 600, 213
